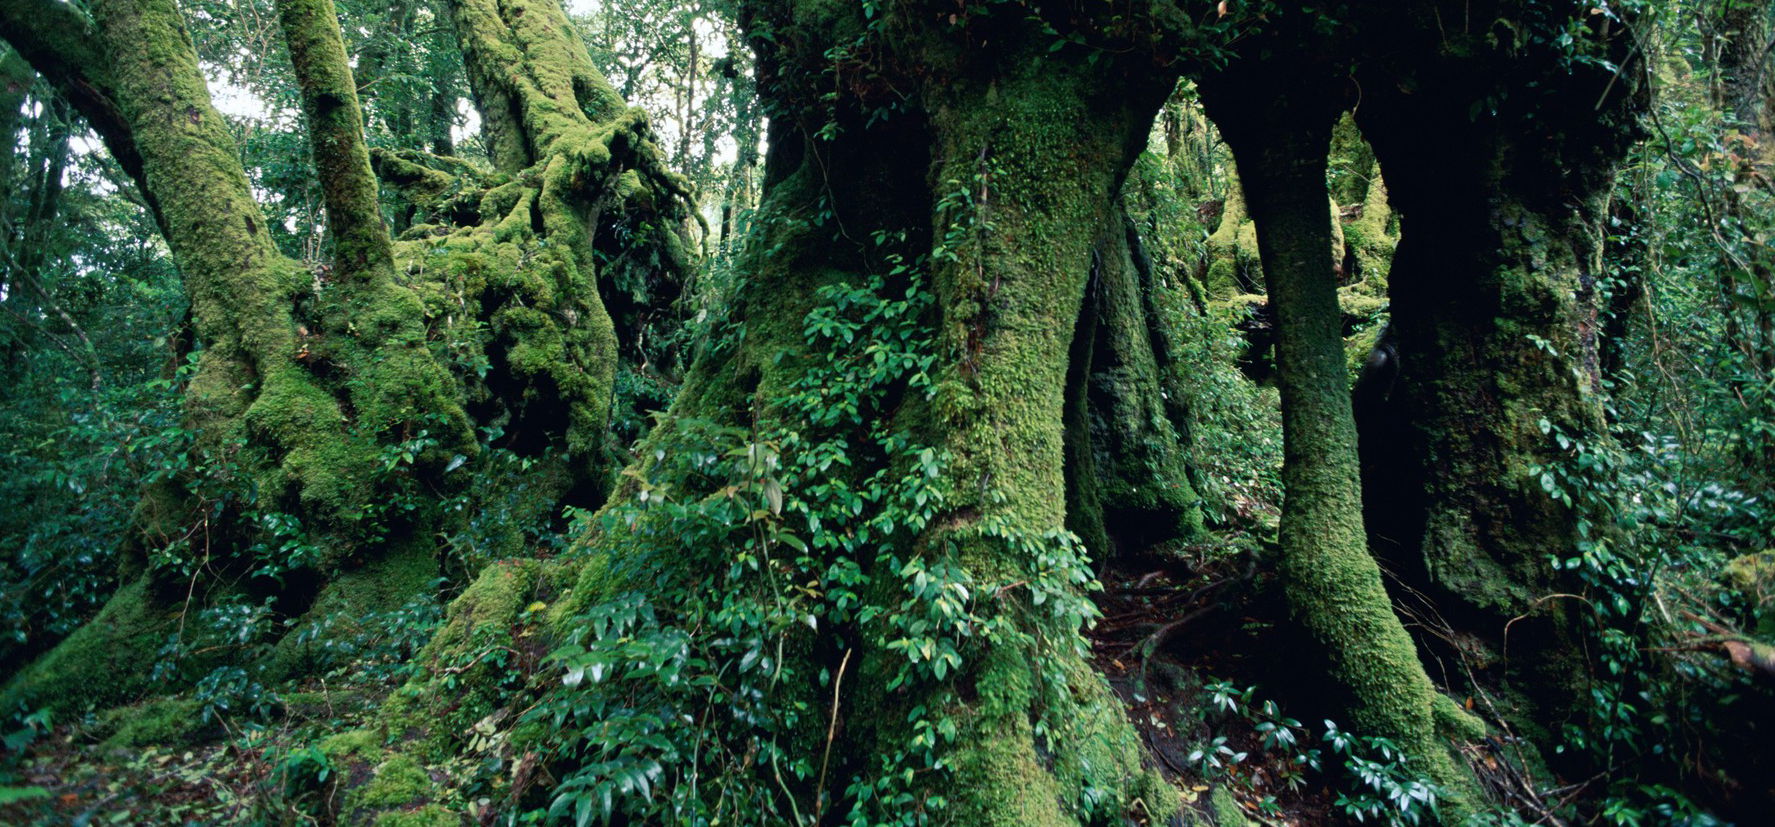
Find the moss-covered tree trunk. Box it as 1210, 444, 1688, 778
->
0, 0, 479, 710
333, 3, 1211, 823
0, 0, 690, 713
422, 0, 696, 476
1197, 36, 1478, 812
901, 30, 1188, 820
1350, 0, 1644, 759
1064, 203, 1207, 559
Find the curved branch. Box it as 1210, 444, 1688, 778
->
0, 0, 153, 218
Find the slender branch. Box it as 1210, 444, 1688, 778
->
276, 0, 396, 282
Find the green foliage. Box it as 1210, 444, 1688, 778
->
287, 585, 446, 682
1494, 4, 1775, 819
1527, 412, 1764, 823
1176, 303, 1284, 528
0, 130, 187, 667
1190, 680, 1448, 827
532, 230, 951, 823
524, 203, 1118, 822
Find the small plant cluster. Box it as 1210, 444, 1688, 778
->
0, 351, 187, 666
1191, 680, 1446, 826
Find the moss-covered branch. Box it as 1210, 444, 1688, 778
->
276, 0, 393, 281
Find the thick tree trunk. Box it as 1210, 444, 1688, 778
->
332, 4, 1203, 823
0, 0, 485, 712
1351, 0, 1644, 760
0, 0, 690, 713
903, 37, 1190, 821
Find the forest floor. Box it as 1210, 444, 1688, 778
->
0, 681, 393, 824
1089, 550, 1342, 827
0, 532, 1368, 826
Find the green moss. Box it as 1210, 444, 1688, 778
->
1208, 786, 1248, 826
374, 804, 461, 827
1724, 551, 1775, 591
1068, 215, 1206, 555
321, 728, 386, 767
948, 714, 1072, 827
0, 576, 170, 714
91, 0, 411, 532
280, 688, 365, 719
1204, 258, 1239, 301
1200, 73, 1480, 816
1329, 112, 1378, 206
1047, 661, 1182, 823
1341, 167, 1395, 288
381, 558, 567, 759
322, 729, 436, 820
353, 754, 432, 809
1132, 769, 1182, 825
1344, 316, 1388, 384
97, 698, 209, 748
343, 10, 1173, 826
1204, 173, 1255, 299
371, 149, 468, 216
1433, 693, 1489, 743
278, 0, 391, 280
1338, 289, 1389, 321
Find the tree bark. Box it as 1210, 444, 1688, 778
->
335, 3, 1204, 823
1198, 32, 1478, 812
1351, 0, 1645, 760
